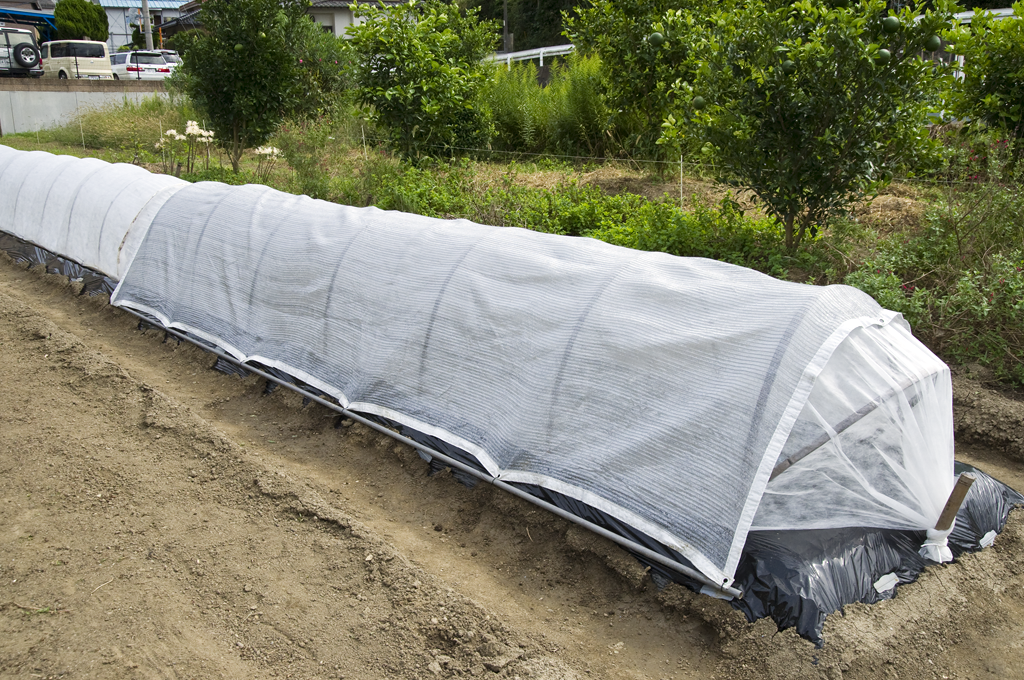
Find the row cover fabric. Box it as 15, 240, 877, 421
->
107, 178, 956, 587
0, 145, 187, 280
3, 228, 1017, 648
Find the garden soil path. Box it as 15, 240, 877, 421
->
2, 254, 1024, 680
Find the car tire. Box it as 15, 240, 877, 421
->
58, 71, 68, 80
12, 43, 40, 69
113, 73, 119, 80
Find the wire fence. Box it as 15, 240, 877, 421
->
324, 127, 1012, 194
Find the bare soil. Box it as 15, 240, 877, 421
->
2, 254, 1024, 680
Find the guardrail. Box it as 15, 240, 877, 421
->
485, 44, 574, 68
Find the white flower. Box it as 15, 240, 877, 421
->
164, 129, 178, 137
254, 146, 281, 157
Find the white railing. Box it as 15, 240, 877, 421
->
484, 43, 574, 68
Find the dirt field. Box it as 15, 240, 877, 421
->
2, 253, 1024, 680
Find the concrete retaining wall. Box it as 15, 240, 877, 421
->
0, 80, 168, 136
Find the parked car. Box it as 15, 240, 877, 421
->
110, 51, 171, 80
40, 40, 114, 79
157, 49, 180, 72
0, 28, 43, 78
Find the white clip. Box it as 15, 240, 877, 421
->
873, 572, 898, 594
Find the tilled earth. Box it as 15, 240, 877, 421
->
2, 253, 1024, 680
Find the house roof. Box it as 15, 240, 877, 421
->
310, 0, 403, 6
97, 0, 188, 8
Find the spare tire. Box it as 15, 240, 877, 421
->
12, 43, 40, 69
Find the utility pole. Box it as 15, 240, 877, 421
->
142, 0, 154, 50
502, 0, 509, 53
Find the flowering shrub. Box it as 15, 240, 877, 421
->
156, 120, 213, 175
252, 146, 281, 184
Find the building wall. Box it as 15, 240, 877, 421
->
0, 78, 166, 135
310, 8, 361, 38
104, 6, 181, 52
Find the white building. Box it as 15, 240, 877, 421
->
94, 0, 188, 52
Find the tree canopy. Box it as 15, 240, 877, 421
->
347, 0, 498, 159
658, 0, 955, 248
177, 0, 345, 171
55, 0, 109, 42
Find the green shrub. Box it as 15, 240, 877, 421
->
486, 61, 549, 153
845, 183, 1024, 385
545, 55, 608, 157
55, 0, 108, 42
346, 0, 498, 160
949, 2, 1024, 168
275, 119, 335, 200
661, 0, 955, 250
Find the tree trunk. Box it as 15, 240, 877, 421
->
230, 123, 241, 173
784, 213, 796, 251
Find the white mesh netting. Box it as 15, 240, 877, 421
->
0, 145, 187, 279
96, 178, 956, 587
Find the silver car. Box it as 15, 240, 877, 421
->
110, 50, 171, 80
0, 28, 43, 78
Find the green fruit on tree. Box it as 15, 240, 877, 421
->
692, 96, 706, 110
924, 34, 941, 52
234, 43, 244, 53
881, 16, 900, 33
649, 31, 665, 47
259, 31, 267, 39
875, 48, 891, 64
781, 59, 796, 75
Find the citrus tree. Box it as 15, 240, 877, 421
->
564, 0, 719, 158
55, 0, 109, 42
660, 0, 955, 249
950, 2, 1024, 167
346, 0, 498, 159
178, 0, 345, 172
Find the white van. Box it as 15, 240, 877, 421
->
40, 40, 114, 80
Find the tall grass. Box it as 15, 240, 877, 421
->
46, 94, 197, 159
484, 55, 608, 158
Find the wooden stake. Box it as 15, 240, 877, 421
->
934, 473, 976, 532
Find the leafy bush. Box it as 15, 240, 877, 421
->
176, 0, 337, 171
346, 0, 498, 160
55, 0, 109, 42
486, 61, 550, 153
949, 3, 1024, 168
846, 183, 1024, 385
276, 118, 342, 200
545, 55, 608, 156
564, 0, 705, 160
485, 55, 608, 156
165, 28, 202, 58
290, 15, 351, 119
661, 0, 955, 250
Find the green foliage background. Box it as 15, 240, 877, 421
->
55, 0, 109, 42
660, 0, 953, 248
177, 0, 344, 170
346, 0, 498, 159
950, 1, 1024, 167
468, 0, 577, 50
